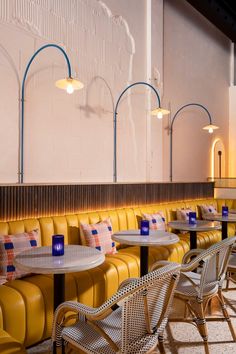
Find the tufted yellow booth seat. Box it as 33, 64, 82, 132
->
0, 198, 235, 352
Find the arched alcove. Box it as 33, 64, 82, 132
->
211, 139, 225, 178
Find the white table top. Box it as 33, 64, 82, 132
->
229, 209, 236, 214
168, 220, 221, 232
112, 230, 179, 247
14, 245, 105, 275
203, 213, 236, 222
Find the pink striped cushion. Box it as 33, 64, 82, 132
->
80, 218, 117, 255
199, 204, 218, 219
176, 208, 193, 221
0, 230, 39, 284
176, 208, 194, 234
142, 212, 166, 231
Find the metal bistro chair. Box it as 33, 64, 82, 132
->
151, 236, 236, 354
52, 263, 180, 354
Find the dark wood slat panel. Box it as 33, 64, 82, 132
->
0, 182, 214, 221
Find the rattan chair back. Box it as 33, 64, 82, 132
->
181, 236, 236, 300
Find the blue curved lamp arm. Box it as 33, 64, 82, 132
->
113, 81, 161, 183
169, 102, 213, 182
19, 44, 72, 183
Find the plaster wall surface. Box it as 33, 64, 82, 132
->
0, 0, 232, 184
0, 0, 163, 183
163, 0, 230, 182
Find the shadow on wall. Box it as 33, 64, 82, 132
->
78, 75, 114, 119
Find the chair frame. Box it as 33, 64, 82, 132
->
52, 263, 180, 354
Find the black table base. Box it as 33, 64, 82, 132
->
140, 246, 149, 277
221, 221, 228, 240
54, 274, 65, 311
53, 274, 65, 354
190, 230, 197, 250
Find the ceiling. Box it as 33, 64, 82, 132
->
186, 0, 236, 42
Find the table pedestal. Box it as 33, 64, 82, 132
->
140, 246, 148, 277
190, 230, 197, 250
222, 221, 228, 240
53, 274, 66, 354
54, 274, 65, 311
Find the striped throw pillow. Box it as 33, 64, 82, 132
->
80, 218, 117, 255
142, 212, 166, 231
176, 208, 193, 221
199, 204, 218, 219
0, 230, 39, 284
176, 208, 194, 234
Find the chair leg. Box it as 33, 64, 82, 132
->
203, 340, 210, 354
225, 272, 230, 291
218, 289, 236, 341
52, 339, 65, 354
184, 303, 189, 319
158, 334, 166, 354
53, 341, 57, 354
62, 338, 65, 354
191, 301, 209, 354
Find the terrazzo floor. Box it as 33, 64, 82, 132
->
27, 285, 236, 354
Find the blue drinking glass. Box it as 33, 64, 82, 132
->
140, 220, 150, 235
222, 206, 228, 217
189, 212, 197, 225
52, 234, 64, 256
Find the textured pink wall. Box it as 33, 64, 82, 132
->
162, 0, 230, 182
0, 0, 231, 184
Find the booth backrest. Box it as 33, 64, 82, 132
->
0, 198, 220, 247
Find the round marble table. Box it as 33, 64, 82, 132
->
168, 220, 221, 250
112, 230, 179, 276
203, 213, 236, 240
14, 245, 105, 311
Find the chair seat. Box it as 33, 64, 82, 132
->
62, 307, 160, 354
62, 309, 121, 354
175, 271, 218, 298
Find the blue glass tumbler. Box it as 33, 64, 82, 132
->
189, 212, 197, 225
222, 206, 228, 217
52, 234, 64, 256
140, 220, 149, 235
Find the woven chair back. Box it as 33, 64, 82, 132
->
120, 263, 180, 353
197, 236, 236, 299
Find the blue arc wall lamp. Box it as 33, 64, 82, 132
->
169, 103, 219, 182
113, 81, 169, 182
19, 43, 84, 183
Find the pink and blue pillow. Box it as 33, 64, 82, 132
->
142, 212, 166, 231
199, 204, 218, 219
0, 230, 39, 284
176, 208, 194, 221
80, 218, 117, 255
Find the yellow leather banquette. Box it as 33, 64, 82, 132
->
0, 198, 235, 353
